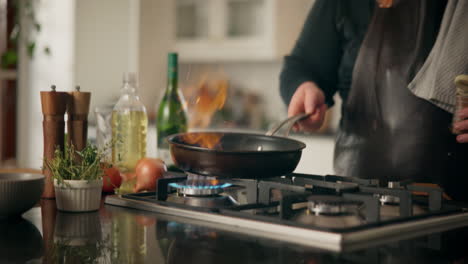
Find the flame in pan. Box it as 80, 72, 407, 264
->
181, 133, 223, 149
181, 71, 228, 149
189, 76, 228, 128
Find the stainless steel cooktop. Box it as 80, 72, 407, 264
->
105, 172, 468, 252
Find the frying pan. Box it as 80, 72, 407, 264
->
167, 113, 311, 178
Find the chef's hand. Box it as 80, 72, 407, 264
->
288, 82, 328, 132
454, 107, 468, 143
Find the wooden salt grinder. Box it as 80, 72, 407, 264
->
40, 85, 68, 198
67, 86, 91, 151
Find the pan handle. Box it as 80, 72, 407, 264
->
266, 113, 312, 137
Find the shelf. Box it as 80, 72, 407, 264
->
173, 0, 313, 62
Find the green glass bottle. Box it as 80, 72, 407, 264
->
156, 53, 187, 166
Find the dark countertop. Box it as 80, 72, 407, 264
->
2, 197, 468, 264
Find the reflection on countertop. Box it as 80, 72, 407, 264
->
1, 197, 467, 263
0, 216, 43, 263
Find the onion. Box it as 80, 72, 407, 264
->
133, 158, 167, 192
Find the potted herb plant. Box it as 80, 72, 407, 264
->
46, 144, 104, 212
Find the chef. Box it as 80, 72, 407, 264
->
280, 0, 468, 201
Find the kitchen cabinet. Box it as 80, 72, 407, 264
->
174, 0, 314, 62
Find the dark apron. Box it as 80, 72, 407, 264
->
334, 0, 468, 201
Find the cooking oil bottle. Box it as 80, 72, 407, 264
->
112, 72, 148, 172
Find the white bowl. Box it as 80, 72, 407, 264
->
54, 179, 103, 212
0, 173, 44, 218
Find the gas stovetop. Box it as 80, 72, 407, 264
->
105, 172, 468, 252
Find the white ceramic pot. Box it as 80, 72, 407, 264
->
54, 179, 103, 212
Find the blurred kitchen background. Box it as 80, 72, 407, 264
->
0, 0, 340, 174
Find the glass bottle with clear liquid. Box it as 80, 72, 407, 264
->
112, 72, 148, 172
156, 53, 187, 166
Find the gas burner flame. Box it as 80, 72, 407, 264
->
169, 175, 232, 190
168, 174, 233, 195
168, 182, 232, 190
168, 178, 232, 196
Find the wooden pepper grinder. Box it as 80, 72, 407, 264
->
67, 85, 91, 152
40, 85, 68, 198
40, 199, 57, 263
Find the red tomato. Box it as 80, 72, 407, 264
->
102, 166, 122, 193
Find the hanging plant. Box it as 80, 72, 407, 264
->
1, 0, 51, 69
